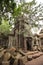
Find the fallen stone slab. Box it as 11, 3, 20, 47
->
15, 53, 22, 59
26, 51, 38, 55
13, 54, 27, 64
34, 51, 39, 53
18, 50, 26, 56
32, 53, 40, 59
32, 52, 43, 59
38, 52, 43, 56
13, 56, 27, 65
3, 52, 11, 61
2, 61, 10, 65
9, 47, 16, 55
20, 56, 27, 63
27, 55, 32, 61
27, 52, 43, 60
0, 51, 5, 58
9, 47, 16, 51
0, 48, 4, 52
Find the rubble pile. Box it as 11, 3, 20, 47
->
0, 47, 27, 65
0, 47, 43, 65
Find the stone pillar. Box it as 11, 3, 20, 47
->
19, 34, 21, 49
15, 29, 19, 50
36, 39, 39, 46
32, 38, 34, 50
19, 22, 21, 49
23, 38, 27, 52
39, 38, 41, 50
8, 36, 13, 48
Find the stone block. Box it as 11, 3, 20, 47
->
32, 54, 40, 59
13, 59, 18, 65
18, 50, 26, 56
3, 52, 11, 61
19, 56, 27, 64
18, 58, 25, 65
27, 55, 32, 61
2, 61, 9, 65
15, 53, 22, 59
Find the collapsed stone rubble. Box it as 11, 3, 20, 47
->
0, 47, 43, 65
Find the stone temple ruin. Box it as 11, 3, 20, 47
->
8, 15, 43, 52
0, 16, 43, 65
33, 29, 43, 51
0, 33, 8, 48
0, 15, 43, 52
8, 15, 33, 52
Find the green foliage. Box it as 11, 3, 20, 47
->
19, 0, 43, 28
0, 19, 11, 35
13, 5, 21, 16
14, 0, 43, 34
0, 0, 17, 35
0, 0, 16, 21
0, 0, 43, 35
0, 17, 2, 25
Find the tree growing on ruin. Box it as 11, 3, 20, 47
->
14, 0, 43, 35
0, 0, 43, 35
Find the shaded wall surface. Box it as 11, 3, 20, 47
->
0, 34, 8, 48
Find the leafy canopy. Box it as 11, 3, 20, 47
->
0, 19, 11, 35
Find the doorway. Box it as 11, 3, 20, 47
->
26, 38, 32, 51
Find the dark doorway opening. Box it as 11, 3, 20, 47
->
26, 38, 32, 51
